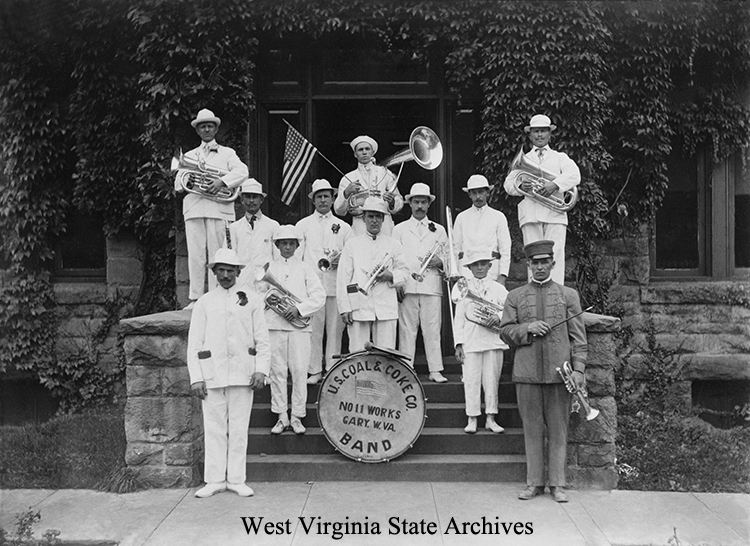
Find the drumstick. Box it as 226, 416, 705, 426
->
363, 341, 412, 362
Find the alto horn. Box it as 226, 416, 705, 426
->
507, 146, 578, 213
255, 263, 310, 329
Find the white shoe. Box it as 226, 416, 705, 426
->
271, 418, 289, 435
227, 483, 254, 497
429, 372, 448, 383
195, 482, 226, 498
464, 417, 477, 434
290, 416, 306, 435
306, 373, 321, 385
183, 300, 196, 311
485, 416, 505, 434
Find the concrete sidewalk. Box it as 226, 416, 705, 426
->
1, 483, 748, 546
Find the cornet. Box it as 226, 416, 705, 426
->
318, 248, 341, 271
557, 361, 599, 421
358, 253, 393, 295
411, 241, 443, 282
255, 263, 310, 329
507, 147, 578, 212
171, 150, 241, 203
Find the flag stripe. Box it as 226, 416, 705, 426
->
281, 123, 317, 206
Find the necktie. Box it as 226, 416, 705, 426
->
248, 215, 256, 228
536, 147, 545, 162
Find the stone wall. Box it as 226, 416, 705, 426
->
121, 310, 620, 488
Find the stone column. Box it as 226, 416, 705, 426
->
121, 311, 201, 487
567, 313, 620, 489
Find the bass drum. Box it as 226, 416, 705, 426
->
318, 348, 426, 463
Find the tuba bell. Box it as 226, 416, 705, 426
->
171, 149, 242, 203
507, 147, 578, 212
346, 127, 443, 216
255, 263, 311, 329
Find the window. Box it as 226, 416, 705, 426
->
653, 149, 749, 280
54, 214, 106, 279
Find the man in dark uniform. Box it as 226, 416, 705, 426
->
498, 240, 587, 503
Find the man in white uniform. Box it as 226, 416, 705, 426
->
337, 197, 408, 351
334, 135, 404, 236
175, 108, 248, 309
453, 174, 512, 285
187, 248, 270, 498
392, 183, 448, 383
503, 114, 581, 284
259, 225, 325, 435
229, 178, 279, 286
296, 179, 353, 384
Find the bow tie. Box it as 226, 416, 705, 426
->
203, 142, 219, 153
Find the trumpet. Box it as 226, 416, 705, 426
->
452, 277, 504, 333
557, 361, 599, 421
411, 241, 443, 282
358, 253, 393, 295
507, 147, 578, 212
255, 263, 310, 329
318, 248, 341, 271
171, 150, 241, 203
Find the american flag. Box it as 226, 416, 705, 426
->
355, 379, 387, 398
281, 122, 317, 205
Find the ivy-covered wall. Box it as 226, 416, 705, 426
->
1, 0, 749, 410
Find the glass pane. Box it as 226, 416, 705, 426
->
735, 168, 750, 268
655, 152, 701, 270
58, 215, 106, 271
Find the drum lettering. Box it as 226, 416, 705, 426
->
383, 439, 391, 451
339, 401, 353, 412
367, 441, 378, 454
405, 394, 418, 409
348, 363, 357, 376
334, 375, 344, 386
401, 382, 414, 393
373, 360, 382, 372
352, 439, 364, 451
340, 432, 352, 445
396, 375, 409, 387
373, 421, 381, 429
342, 415, 370, 428
327, 384, 339, 394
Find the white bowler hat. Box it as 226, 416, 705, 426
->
360, 196, 389, 215
350, 135, 378, 154
240, 178, 266, 197
524, 114, 557, 133
191, 108, 221, 128
272, 224, 303, 242
405, 182, 436, 203
462, 247, 494, 267
308, 179, 338, 199
462, 174, 494, 193
208, 248, 245, 269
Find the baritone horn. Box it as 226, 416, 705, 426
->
452, 277, 504, 333
171, 149, 241, 203
255, 263, 310, 329
557, 361, 599, 421
507, 147, 578, 212
346, 127, 443, 216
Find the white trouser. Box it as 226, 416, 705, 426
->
398, 294, 443, 372
347, 319, 397, 353
202, 386, 254, 484
463, 349, 503, 416
185, 218, 224, 300
521, 222, 567, 285
270, 330, 310, 419
309, 296, 344, 375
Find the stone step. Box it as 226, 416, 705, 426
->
248, 427, 525, 455
245, 453, 527, 482
251, 403, 523, 429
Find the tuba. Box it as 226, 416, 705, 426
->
452, 277, 504, 333
255, 263, 310, 329
358, 253, 393, 295
557, 361, 599, 421
171, 149, 241, 203
346, 127, 443, 216
507, 147, 578, 212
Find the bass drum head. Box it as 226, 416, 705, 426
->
318, 351, 426, 463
